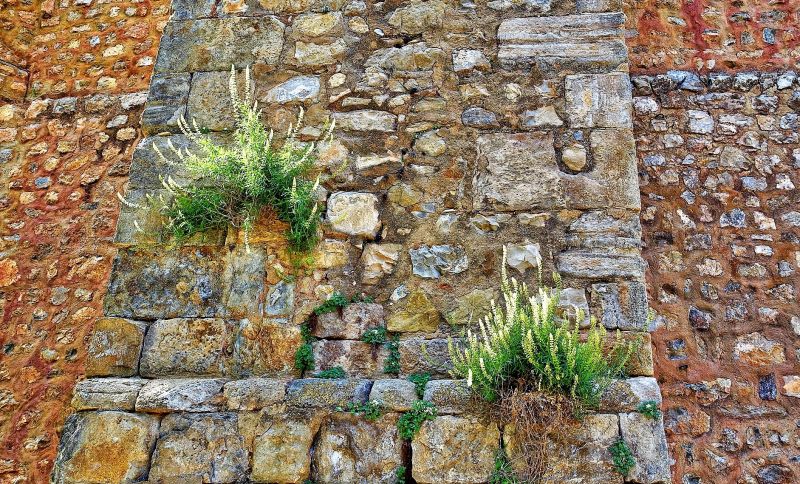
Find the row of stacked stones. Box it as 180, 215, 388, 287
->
53, 0, 670, 482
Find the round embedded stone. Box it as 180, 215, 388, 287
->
326, 192, 381, 239
562, 144, 587, 171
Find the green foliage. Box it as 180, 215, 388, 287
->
362, 326, 387, 345
397, 401, 437, 440
394, 466, 407, 484
157, 67, 326, 252
294, 323, 315, 373
637, 400, 662, 420
408, 373, 431, 399
343, 400, 383, 421
489, 450, 520, 484
351, 294, 375, 303
314, 366, 346, 379
448, 248, 635, 406
609, 439, 636, 476
383, 335, 401, 375
313, 291, 349, 315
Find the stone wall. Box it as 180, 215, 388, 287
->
0, 1, 170, 481
48, 0, 669, 482
634, 71, 800, 483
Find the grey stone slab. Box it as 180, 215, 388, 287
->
369, 379, 418, 411
136, 378, 227, 413
141, 73, 190, 135
619, 412, 671, 484
155, 17, 285, 73
71, 378, 146, 411
285, 378, 372, 408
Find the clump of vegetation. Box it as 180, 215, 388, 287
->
362, 326, 387, 345
609, 439, 636, 476
489, 449, 520, 484
314, 366, 346, 379
294, 323, 315, 373
383, 335, 401, 375
394, 466, 407, 484
154, 67, 328, 252
408, 373, 431, 399
313, 291, 350, 315
397, 400, 437, 440
448, 247, 634, 406
637, 400, 662, 420
343, 400, 382, 421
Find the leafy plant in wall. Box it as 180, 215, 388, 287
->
637, 400, 662, 420
397, 400, 437, 440
153, 66, 330, 252
342, 400, 383, 421
609, 439, 636, 476
383, 334, 401, 375
408, 373, 431, 398
294, 323, 315, 374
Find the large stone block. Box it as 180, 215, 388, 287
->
412, 416, 500, 483
224, 378, 287, 410
497, 13, 627, 69
139, 318, 236, 377
332, 110, 397, 132
187, 70, 253, 131
155, 17, 285, 73
104, 247, 265, 320
474, 132, 564, 211
232, 318, 301, 377
285, 378, 372, 407
52, 411, 159, 484
312, 302, 384, 339
619, 412, 671, 483
600, 377, 662, 413
71, 378, 146, 411
136, 378, 227, 413
326, 192, 381, 238
591, 281, 649, 331
387, 290, 441, 333
313, 340, 387, 378
85, 318, 146, 377
369, 379, 419, 411
556, 251, 646, 280
399, 338, 454, 378
423, 380, 472, 415
313, 414, 404, 483
149, 412, 248, 483
251, 418, 321, 483
565, 73, 633, 128
141, 73, 190, 134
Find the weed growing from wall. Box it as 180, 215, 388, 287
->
383, 335, 401, 375
408, 373, 431, 399
397, 401, 437, 440
342, 401, 383, 421
314, 366, 346, 379
637, 400, 662, 420
610, 439, 636, 476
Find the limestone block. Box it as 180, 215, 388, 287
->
251, 418, 318, 483
127, 134, 230, 190
361, 244, 402, 285
171, 0, 216, 19
312, 340, 387, 378
387, 290, 440, 333
474, 132, 564, 211
591, 281, 649, 331
556, 251, 646, 280
232, 319, 301, 377
733, 332, 786, 366
619, 413, 671, 483
285, 378, 372, 407
52, 411, 159, 484
565, 73, 633, 128
423, 380, 472, 415
617, 332, 654, 377
600, 377, 662, 413
139, 318, 236, 377
399, 338, 453, 378
264, 75, 320, 104
412, 416, 499, 483
224, 378, 287, 410
149, 413, 248, 483
369, 379, 419, 411
505, 242, 541, 273
387, 0, 446, 35
265, 280, 294, 317
332, 110, 397, 132
136, 378, 227, 413
327, 192, 381, 238
292, 12, 344, 38
409, 245, 469, 279
452, 49, 491, 73
293, 39, 347, 67
313, 414, 404, 483
71, 378, 146, 411
141, 73, 190, 134
354, 152, 403, 176
155, 17, 285, 73
187, 70, 252, 131
444, 288, 495, 326
313, 302, 384, 339
85, 317, 146, 377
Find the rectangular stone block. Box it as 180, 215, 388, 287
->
312, 340, 388, 378
620, 412, 671, 483
556, 250, 646, 280
223, 378, 287, 410
86, 318, 146, 377
474, 132, 564, 211
412, 416, 499, 483
422, 379, 472, 415
232, 319, 301, 377
399, 338, 454, 378
71, 378, 146, 411
369, 379, 418, 411
600, 377, 662, 413
251, 418, 318, 483
155, 17, 285, 73
187, 70, 253, 132
285, 378, 371, 408
140, 318, 236, 377
497, 14, 627, 69
136, 378, 227, 413
140, 73, 190, 135
565, 73, 633, 128
591, 281, 649, 331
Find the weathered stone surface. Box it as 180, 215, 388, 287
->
313, 340, 386, 378
313, 303, 384, 339
619, 412, 671, 484
71, 378, 146, 411
149, 413, 248, 483
86, 318, 146, 377
562, 144, 588, 171
505, 414, 622, 484
361, 243, 402, 284
224, 378, 287, 410
327, 192, 381, 238
557, 287, 591, 327
506, 242, 541, 273
52, 412, 159, 484
399, 338, 453, 378
387, 0, 446, 35
155, 17, 285, 73
444, 288, 494, 326
313, 414, 404, 483
292, 12, 343, 37
733, 332, 786, 366
369, 379, 418, 411
140, 318, 235, 377
264, 75, 320, 104
412, 416, 499, 483
783, 376, 800, 398
591, 281, 649, 330
141, 73, 190, 134
187, 70, 252, 131
232, 319, 301, 377
136, 378, 227, 413
475, 132, 563, 211
452, 49, 491, 73
251, 418, 319, 483
522, 106, 563, 128
126, 134, 226, 190
354, 152, 403, 176
285, 378, 371, 407
414, 130, 447, 157
600, 377, 662, 413
423, 380, 472, 415
104, 247, 265, 320
498, 14, 626, 68
387, 290, 440, 333
619, 332, 655, 377
265, 280, 294, 317
171, 0, 216, 20
332, 110, 397, 132
565, 73, 633, 128
410, 245, 468, 279
294, 39, 348, 67
557, 251, 646, 280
